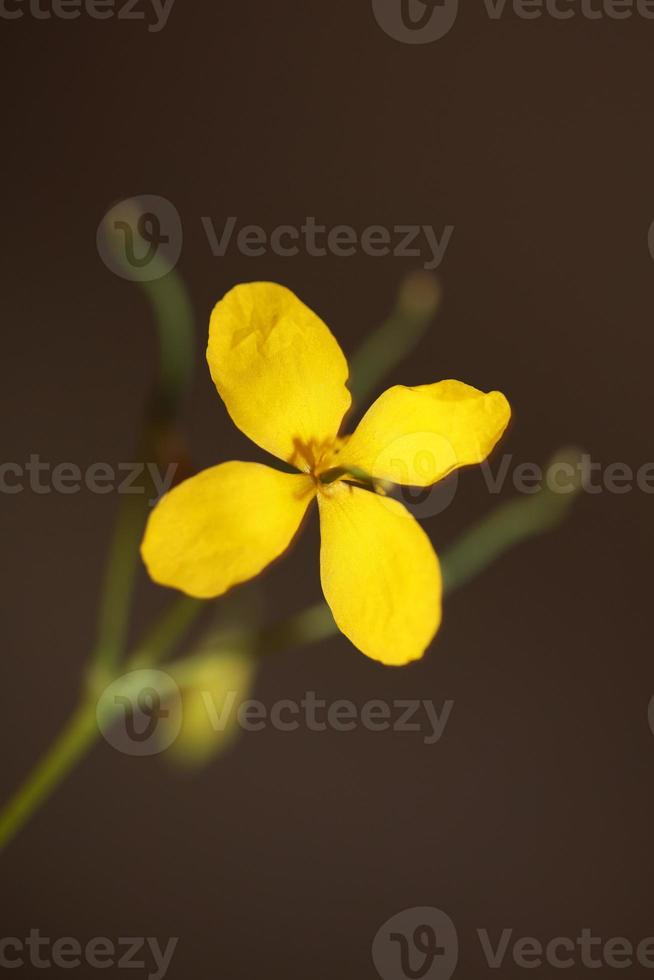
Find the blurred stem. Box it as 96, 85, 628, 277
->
92, 265, 195, 674
0, 455, 581, 854
128, 595, 206, 669
0, 701, 97, 852
259, 602, 338, 655
93, 493, 150, 671
0, 596, 204, 853
265, 451, 584, 650
103, 201, 195, 424
349, 271, 442, 404
141, 271, 195, 423
441, 448, 584, 593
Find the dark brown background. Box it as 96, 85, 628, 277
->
2, 2, 653, 977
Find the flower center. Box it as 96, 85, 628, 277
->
289, 437, 379, 496
289, 437, 347, 479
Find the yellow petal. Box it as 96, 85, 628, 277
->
338, 381, 511, 486
141, 462, 315, 598
317, 483, 441, 666
207, 283, 352, 467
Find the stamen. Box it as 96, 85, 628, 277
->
318, 466, 376, 488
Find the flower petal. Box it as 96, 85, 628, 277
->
317, 483, 441, 666
207, 283, 352, 467
141, 462, 315, 598
338, 381, 511, 486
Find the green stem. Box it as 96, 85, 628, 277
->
128, 596, 205, 669
0, 216, 200, 849
93, 494, 149, 671
0, 596, 206, 853
441, 448, 583, 593
0, 450, 582, 853
141, 271, 195, 419
271, 450, 583, 650
348, 271, 442, 404
92, 247, 195, 671
0, 701, 97, 852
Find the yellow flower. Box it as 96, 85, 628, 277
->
141, 283, 510, 667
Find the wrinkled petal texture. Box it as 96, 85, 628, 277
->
207, 283, 352, 467
141, 462, 315, 599
318, 483, 442, 666
339, 380, 511, 487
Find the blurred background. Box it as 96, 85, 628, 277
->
2, 2, 653, 977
